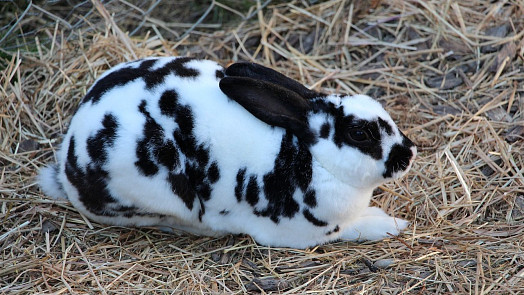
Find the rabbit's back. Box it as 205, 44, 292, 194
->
48, 57, 284, 228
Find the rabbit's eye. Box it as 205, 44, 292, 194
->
348, 129, 370, 142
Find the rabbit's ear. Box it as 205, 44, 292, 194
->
220, 76, 315, 144
225, 63, 321, 100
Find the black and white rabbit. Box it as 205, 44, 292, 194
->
39, 57, 416, 248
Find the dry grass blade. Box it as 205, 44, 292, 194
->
1, 0, 524, 293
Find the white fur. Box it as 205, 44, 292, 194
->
37, 165, 67, 200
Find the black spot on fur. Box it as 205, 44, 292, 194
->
235, 168, 246, 202
136, 97, 218, 215
83, 59, 154, 104
168, 173, 195, 210
198, 198, 205, 222
208, 162, 220, 183
294, 142, 313, 192
216, 69, 225, 79
155, 139, 179, 171
65, 136, 117, 216
246, 176, 260, 206
83, 58, 197, 104
135, 100, 172, 176
86, 113, 118, 164
326, 225, 340, 235
164, 57, 199, 78
303, 190, 317, 208
172, 105, 197, 158
383, 135, 414, 178
219, 209, 229, 215
319, 122, 330, 139
378, 118, 394, 136
196, 145, 210, 168
303, 209, 328, 227
135, 144, 158, 176
159, 89, 179, 117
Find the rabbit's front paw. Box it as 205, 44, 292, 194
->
341, 208, 409, 241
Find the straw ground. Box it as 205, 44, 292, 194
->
1, 0, 523, 293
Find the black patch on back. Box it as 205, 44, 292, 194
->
83, 57, 197, 104
208, 162, 220, 183
86, 113, 118, 164
303, 209, 328, 227
135, 100, 180, 176
383, 135, 414, 178
319, 122, 330, 139
219, 209, 229, 215
159, 89, 179, 117
165, 57, 199, 78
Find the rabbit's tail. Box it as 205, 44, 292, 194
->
38, 164, 68, 200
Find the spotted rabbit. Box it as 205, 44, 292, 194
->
39, 57, 416, 248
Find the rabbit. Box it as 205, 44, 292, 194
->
38, 57, 416, 248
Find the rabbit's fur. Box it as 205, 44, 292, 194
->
39, 57, 416, 248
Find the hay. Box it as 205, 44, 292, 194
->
1, 0, 523, 293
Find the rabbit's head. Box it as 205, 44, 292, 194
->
307, 94, 416, 188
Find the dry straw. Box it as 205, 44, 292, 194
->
1, 0, 523, 293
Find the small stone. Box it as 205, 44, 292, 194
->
432, 105, 461, 116
457, 259, 477, 268
486, 107, 512, 122
511, 195, 524, 219
246, 278, 289, 292
41, 219, 58, 233
481, 158, 503, 177
373, 258, 396, 269
425, 72, 463, 90
481, 23, 510, 53
19, 139, 40, 152
505, 125, 524, 143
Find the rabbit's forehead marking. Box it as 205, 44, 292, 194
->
83, 57, 199, 105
